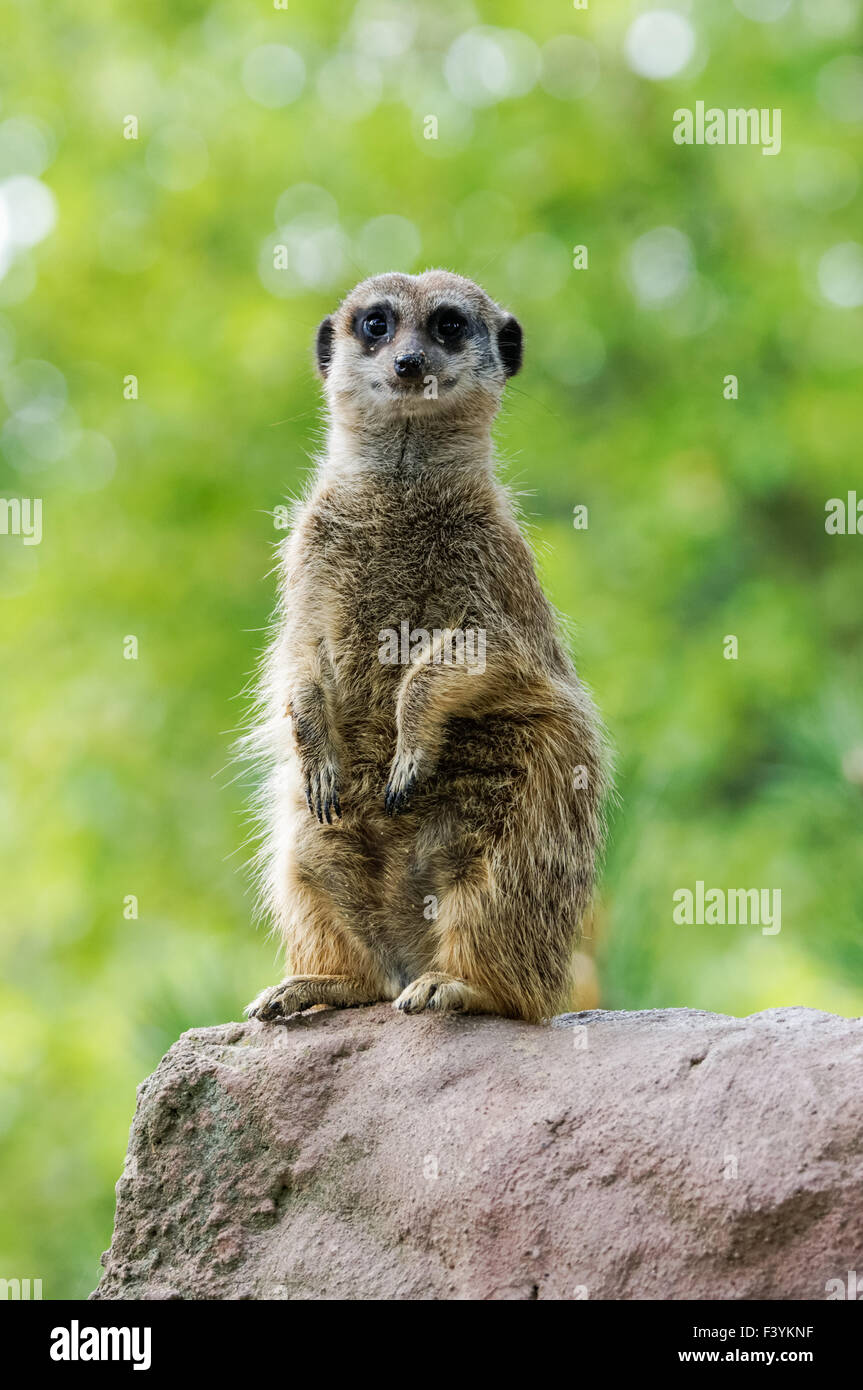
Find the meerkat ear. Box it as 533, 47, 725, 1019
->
315, 316, 335, 377
497, 316, 523, 377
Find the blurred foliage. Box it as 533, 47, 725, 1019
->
0, 0, 861, 1298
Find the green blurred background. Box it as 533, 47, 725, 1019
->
1, 0, 861, 1298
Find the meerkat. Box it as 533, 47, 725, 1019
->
244, 269, 608, 1025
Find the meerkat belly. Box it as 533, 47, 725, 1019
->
294, 495, 545, 981
315, 506, 483, 770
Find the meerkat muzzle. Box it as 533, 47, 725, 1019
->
393, 350, 427, 380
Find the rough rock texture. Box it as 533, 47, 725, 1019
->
93, 1005, 863, 1301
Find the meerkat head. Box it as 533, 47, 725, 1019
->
315, 269, 522, 425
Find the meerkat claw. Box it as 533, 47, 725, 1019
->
384, 783, 412, 816
245, 985, 286, 1021
393, 973, 475, 1014
384, 752, 420, 815
306, 765, 342, 824
245, 980, 309, 1021
384, 780, 409, 816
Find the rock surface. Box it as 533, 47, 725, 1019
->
93, 1004, 863, 1301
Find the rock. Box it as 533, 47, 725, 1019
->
92, 1005, 863, 1301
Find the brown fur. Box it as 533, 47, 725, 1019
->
245, 270, 608, 1025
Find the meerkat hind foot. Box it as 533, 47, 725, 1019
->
393, 972, 486, 1016
245, 975, 377, 1022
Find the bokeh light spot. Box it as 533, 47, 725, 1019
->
316, 54, 382, 121
626, 227, 694, 307
816, 55, 863, 123
2, 358, 67, 421
242, 45, 305, 109
0, 118, 54, 179
445, 28, 540, 107
0, 176, 57, 249
624, 11, 696, 81
817, 242, 863, 308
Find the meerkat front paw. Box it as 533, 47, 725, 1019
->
245, 981, 306, 1021
246, 978, 326, 1021
246, 974, 380, 1020
393, 972, 481, 1015
305, 762, 341, 824
384, 746, 423, 816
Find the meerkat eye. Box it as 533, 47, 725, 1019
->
437, 311, 467, 341
362, 312, 389, 340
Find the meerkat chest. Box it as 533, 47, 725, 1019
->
302, 482, 487, 636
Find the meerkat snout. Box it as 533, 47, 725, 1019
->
315, 269, 523, 420
393, 349, 427, 381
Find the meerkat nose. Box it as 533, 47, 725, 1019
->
393, 351, 426, 380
